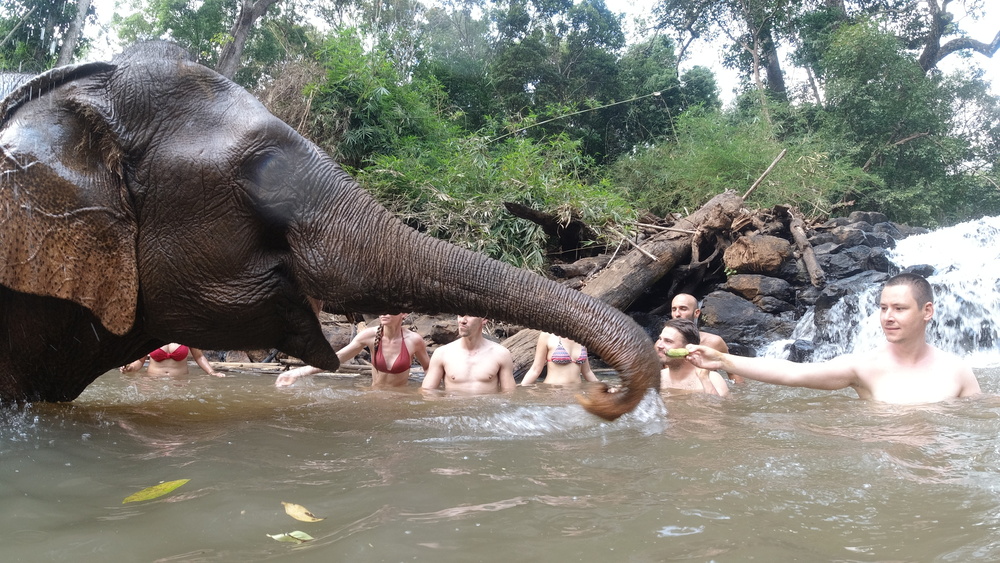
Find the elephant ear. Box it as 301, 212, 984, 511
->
0, 62, 139, 335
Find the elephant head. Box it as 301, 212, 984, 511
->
0, 42, 659, 418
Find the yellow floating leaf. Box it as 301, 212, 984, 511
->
282, 501, 325, 522
122, 479, 190, 504
267, 531, 315, 544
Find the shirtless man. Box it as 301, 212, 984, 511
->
671, 292, 741, 382
685, 273, 981, 404
421, 315, 516, 394
671, 293, 729, 354
655, 319, 729, 396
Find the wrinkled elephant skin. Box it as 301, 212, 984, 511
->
0, 42, 660, 418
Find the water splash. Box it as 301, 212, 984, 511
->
773, 216, 1000, 367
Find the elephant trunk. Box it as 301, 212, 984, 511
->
296, 178, 660, 420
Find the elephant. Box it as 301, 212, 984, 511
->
0, 42, 660, 419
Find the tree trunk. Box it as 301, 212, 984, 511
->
507, 191, 746, 375
760, 28, 787, 102
215, 0, 281, 79
56, 0, 92, 66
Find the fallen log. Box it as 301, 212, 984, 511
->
506, 191, 746, 376
550, 254, 612, 278
785, 206, 826, 287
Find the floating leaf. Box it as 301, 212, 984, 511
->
282, 501, 326, 522
267, 531, 315, 544
122, 479, 190, 504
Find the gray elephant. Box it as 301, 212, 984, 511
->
0, 42, 659, 419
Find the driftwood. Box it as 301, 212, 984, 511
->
785, 206, 826, 287
507, 191, 747, 375
550, 254, 612, 278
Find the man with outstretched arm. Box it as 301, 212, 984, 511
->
684, 273, 981, 404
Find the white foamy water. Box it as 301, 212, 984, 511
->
771, 216, 1000, 367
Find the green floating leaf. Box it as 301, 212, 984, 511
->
122, 479, 190, 504
267, 531, 315, 544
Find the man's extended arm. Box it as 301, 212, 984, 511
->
686, 345, 859, 391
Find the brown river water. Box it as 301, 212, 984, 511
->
4, 367, 1000, 562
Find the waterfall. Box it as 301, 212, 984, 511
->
765, 216, 1000, 367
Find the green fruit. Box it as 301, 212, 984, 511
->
667, 348, 689, 357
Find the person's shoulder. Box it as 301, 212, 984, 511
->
356, 326, 379, 338
486, 339, 512, 354
927, 344, 974, 371
700, 331, 727, 349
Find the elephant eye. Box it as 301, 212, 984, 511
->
242, 148, 289, 188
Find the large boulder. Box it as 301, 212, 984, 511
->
723, 234, 792, 275
815, 245, 890, 280
725, 274, 795, 313
813, 270, 889, 346
700, 290, 797, 349
848, 210, 889, 224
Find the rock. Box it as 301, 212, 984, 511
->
872, 221, 902, 239
848, 220, 874, 233
812, 242, 842, 255
902, 264, 936, 278
700, 290, 797, 348
785, 339, 815, 362
895, 224, 930, 239
796, 285, 822, 307
815, 270, 890, 313
756, 296, 796, 314
723, 234, 792, 274
725, 274, 795, 303
817, 245, 890, 280
813, 271, 889, 345
848, 211, 889, 224
829, 225, 869, 247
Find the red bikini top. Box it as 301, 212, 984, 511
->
149, 344, 190, 362
373, 335, 411, 374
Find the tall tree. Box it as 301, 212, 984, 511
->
114, 0, 306, 87
216, 0, 281, 79
1, 0, 92, 71
55, 0, 91, 66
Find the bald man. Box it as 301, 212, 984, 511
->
671, 293, 740, 383
671, 293, 729, 354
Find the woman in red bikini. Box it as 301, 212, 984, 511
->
120, 343, 224, 377
275, 313, 431, 388
520, 332, 599, 386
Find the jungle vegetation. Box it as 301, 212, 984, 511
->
2, 0, 998, 271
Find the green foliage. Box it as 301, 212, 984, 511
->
0, 0, 91, 71
305, 29, 457, 169
358, 132, 636, 271
818, 20, 1000, 226
609, 108, 880, 219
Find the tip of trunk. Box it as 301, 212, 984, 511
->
575, 382, 648, 421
